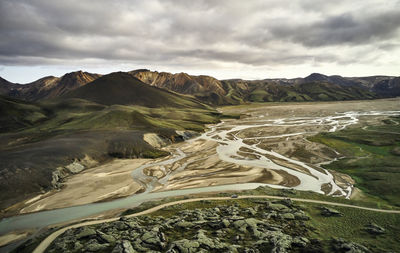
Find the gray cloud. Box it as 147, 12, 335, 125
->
0, 0, 399, 71
268, 11, 400, 47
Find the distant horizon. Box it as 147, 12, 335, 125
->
1, 66, 398, 84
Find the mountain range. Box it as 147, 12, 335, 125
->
0, 71, 100, 101
0, 72, 219, 212
1, 70, 399, 105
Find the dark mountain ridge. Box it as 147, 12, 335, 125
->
0, 71, 101, 101
63, 72, 210, 109
130, 70, 398, 104
1, 70, 399, 105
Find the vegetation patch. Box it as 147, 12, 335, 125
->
42, 196, 400, 253
308, 117, 400, 207
0, 92, 221, 211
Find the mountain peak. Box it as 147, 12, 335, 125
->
305, 73, 329, 81
0, 76, 11, 84
60, 71, 100, 82
129, 69, 151, 74
130, 69, 226, 101
63, 72, 207, 108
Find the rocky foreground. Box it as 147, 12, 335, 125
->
47, 199, 371, 253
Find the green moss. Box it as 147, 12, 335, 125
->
142, 150, 170, 158
305, 204, 400, 252
308, 118, 400, 207
249, 89, 269, 102
124, 195, 400, 253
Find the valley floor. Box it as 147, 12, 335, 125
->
12, 98, 400, 215
2, 98, 400, 252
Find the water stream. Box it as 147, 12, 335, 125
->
0, 110, 399, 236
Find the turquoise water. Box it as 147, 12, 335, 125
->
0, 183, 268, 235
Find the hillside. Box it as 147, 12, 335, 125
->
372, 77, 400, 97
129, 69, 226, 95
129, 69, 227, 105
1, 70, 399, 106
0, 71, 101, 101
221, 80, 377, 103
309, 116, 400, 206
0, 77, 19, 95
132, 70, 398, 105
64, 72, 210, 109
0, 96, 49, 133
0, 92, 220, 213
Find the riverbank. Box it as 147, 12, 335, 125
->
16, 159, 147, 214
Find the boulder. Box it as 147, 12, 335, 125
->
127, 221, 141, 229
53, 241, 68, 251
85, 239, 109, 252
243, 247, 259, 253
222, 219, 230, 228
280, 198, 293, 207
260, 230, 294, 253
65, 161, 85, 174
293, 211, 310, 220
176, 221, 195, 229
364, 222, 385, 235
112, 240, 137, 253
291, 237, 309, 247
119, 216, 129, 222
268, 203, 290, 212
244, 207, 257, 215
132, 239, 150, 252
280, 213, 295, 220
76, 227, 97, 239
97, 231, 116, 244
262, 211, 278, 219
331, 238, 370, 253
320, 207, 343, 217
169, 239, 200, 253
195, 230, 215, 248
233, 218, 263, 238
141, 231, 163, 247
281, 188, 297, 195
176, 130, 198, 141
73, 241, 83, 251
159, 232, 167, 242
115, 221, 129, 230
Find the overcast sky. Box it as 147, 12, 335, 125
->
1, 0, 399, 83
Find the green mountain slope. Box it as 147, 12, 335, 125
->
64, 72, 210, 109
0, 95, 48, 132
220, 81, 377, 103
2, 70, 398, 106
0, 71, 101, 101
0, 87, 220, 212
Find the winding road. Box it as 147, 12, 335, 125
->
33, 195, 400, 253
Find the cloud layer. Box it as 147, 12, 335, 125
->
0, 0, 399, 80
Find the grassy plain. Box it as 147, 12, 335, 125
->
309, 116, 400, 207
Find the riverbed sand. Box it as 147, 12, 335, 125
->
19, 159, 147, 213
15, 98, 400, 214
